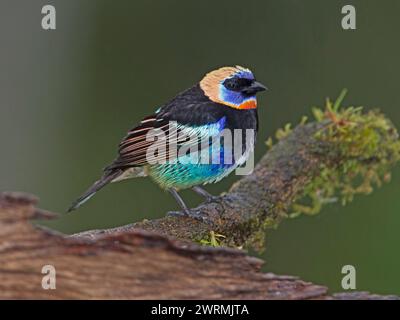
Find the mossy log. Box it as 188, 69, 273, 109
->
76, 105, 400, 250
1, 102, 399, 299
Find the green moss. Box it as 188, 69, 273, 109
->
275, 123, 293, 140
290, 89, 400, 216
245, 216, 281, 252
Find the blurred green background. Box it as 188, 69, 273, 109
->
1, 0, 399, 295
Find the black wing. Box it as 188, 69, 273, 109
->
106, 85, 226, 171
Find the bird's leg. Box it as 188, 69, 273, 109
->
168, 188, 190, 215
192, 186, 218, 203
166, 188, 208, 222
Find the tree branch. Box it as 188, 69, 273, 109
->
75, 107, 400, 249
1, 105, 399, 299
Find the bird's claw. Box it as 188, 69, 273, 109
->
166, 210, 187, 218
166, 209, 211, 224
204, 195, 220, 203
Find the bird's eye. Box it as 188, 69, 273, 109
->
223, 77, 253, 92
223, 78, 240, 91
226, 82, 237, 90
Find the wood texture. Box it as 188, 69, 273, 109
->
0, 192, 397, 300
1, 112, 399, 300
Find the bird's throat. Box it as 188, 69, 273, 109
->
221, 98, 257, 110
236, 99, 257, 110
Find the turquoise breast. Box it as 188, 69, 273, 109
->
147, 117, 235, 189
148, 155, 236, 190
146, 116, 255, 190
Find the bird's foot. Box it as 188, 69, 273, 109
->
192, 186, 220, 204
166, 208, 211, 224
203, 195, 220, 203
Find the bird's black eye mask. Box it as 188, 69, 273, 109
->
223, 76, 254, 92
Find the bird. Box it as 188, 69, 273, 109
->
68, 66, 267, 218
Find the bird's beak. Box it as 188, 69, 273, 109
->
242, 81, 268, 95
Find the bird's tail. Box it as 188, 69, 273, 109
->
67, 169, 122, 213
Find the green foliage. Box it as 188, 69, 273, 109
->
199, 231, 226, 247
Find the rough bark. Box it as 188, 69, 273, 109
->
0, 192, 397, 300
1, 109, 399, 299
